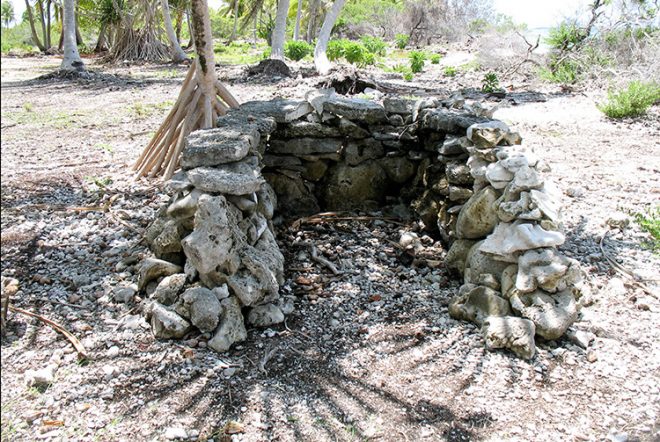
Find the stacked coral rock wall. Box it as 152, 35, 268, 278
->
139, 89, 587, 358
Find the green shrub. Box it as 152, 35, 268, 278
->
633, 206, 660, 253
430, 54, 441, 64
403, 72, 414, 81
360, 36, 387, 56
409, 51, 426, 73
443, 66, 457, 77
327, 39, 345, 61
394, 33, 409, 49
482, 72, 500, 93
597, 81, 660, 118
344, 41, 367, 64
545, 21, 586, 52
391, 63, 408, 73
284, 40, 312, 61
362, 51, 376, 66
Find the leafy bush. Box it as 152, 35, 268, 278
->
395, 33, 409, 49
633, 206, 660, 253
327, 39, 345, 61
360, 36, 387, 56
482, 72, 500, 93
284, 40, 312, 61
409, 51, 426, 73
430, 53, 441, 64
403, 71, 414, 81
443, 66, 457, 77
546, 21, 586, 52
344, 41, 367, 64
597, 81, 660, 118
362, 51, 376, 66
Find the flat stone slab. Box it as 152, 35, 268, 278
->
323, 97, 388, 124
181, 127, 259, 169
419, 108, 489, 133
239, 99, 313, 123
269, 138, 343, 156
187, 161, 265, 195
273, 121, 342, 138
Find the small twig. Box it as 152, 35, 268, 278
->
8, 306, 88, 361
599, 230, 657, 299
310, 244, 341, 275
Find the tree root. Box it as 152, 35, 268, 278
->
133, 61, 240, 180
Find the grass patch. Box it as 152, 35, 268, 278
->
214, 41, 268, 65
633, 206, 660, 253
597, 81, 660, 119
130, 100, 175, 118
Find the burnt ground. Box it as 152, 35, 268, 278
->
1, 55, 659, 442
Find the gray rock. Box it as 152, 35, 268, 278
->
167, 189, 202, 220
388, 114, 405, 126
302, 160, 329, 182
466, 121, 510, 147
212, 284, 230, 300
456, 186, 499, 239
445, 239, 478, 275
446, 162, 473, 186
239, 99, 312, 123
486, 162, 514, 189
208, 297, 247, 352
464, 241, 513, 285
164, 427, 188, 440
269, 138, 343, 156
439, 136, 470, 156
263, 154, 302, 168
338, 118, 370, 138
138, 258, 183, 291
510, 289, 577, 340
247, 304, 285, 327
181, 127, 259, 169
448, 186, 473, 203
227, 193, 258, 214
153, 274, 187, 305
187, 161, 265, 195
150, 303, 192, 339
181, 194, 245, 279
448, 284, 512, 325
344, 139, 384, 166
323, 161, 388, 211
165, 171, 193, 193
151, 220, 183, 257
263, 172, 319, 217
113, 286, 136, 303
25, 365, 56, 388
274, 121, 341, 138
506, 165, 544, 196
181, 287, 222, 333
480, 222, 565, 256
217, 112, 276, 136
379, 156, 415, 184
566, 329, 595, 349
419, 108, 488, 133
256, 183, 277, 219
516, 248, 579, 293
383, 96, 415, 114
482, 316, 536, 359
500, 264, 518, 298
323, 97, 388, 124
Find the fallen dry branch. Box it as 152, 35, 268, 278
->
599, 230, 657, 299
9, 306, 89, 361
292, 212, 407, 229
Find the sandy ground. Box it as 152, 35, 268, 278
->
1, 55, 659, 442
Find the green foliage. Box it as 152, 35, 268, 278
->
430, 53, 441, 64
284, 40, 312, 61
360, 35, 386, 56
343, 41, 366, 64
1, 0, 14, 28
443, 66, 457, 77
1, 24, 37, 54
394, 33, 408, 49
633, 206, 660, 253
402, 71, 413, 81
481, 72, 500, 93
597, 81, 660, 119
409, 50, 426, 73
546, 21, 587, 52
327, 39, 345, 61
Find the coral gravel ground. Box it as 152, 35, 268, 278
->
1, 56, 659, 442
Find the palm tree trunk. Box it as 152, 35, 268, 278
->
175, 7, 183, 42
314, 0, 345, 74
230, 0, 239, 41
270, 0, 289, 59
292, 0, 302, 40
75, 12, 83, 45
94, 22, 108, 52
24, 0, 46, 51
60, 0, 84, 71
46, 0, 52, 48
305, 0, 318, 43
37, 0, 48, 49
161, 0, 188, 62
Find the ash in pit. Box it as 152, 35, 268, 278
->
138, 89, 589, 359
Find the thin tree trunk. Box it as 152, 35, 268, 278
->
184, 8, 194, 48
175, 8, 183, 42
252, 10, 257, 44
46, 0, 52, 48
293, 0, 302, 40
270, 0, 289, 59
75, 12, 83, 45
230, 0, 239, 41
161, 0, 188, 62
61, 0, 84, 71
37, 0, 48, 49
94, 22, 108, 52
314, 0, 345, 74
24, 0, 46, 51
306, 0, 318, 43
